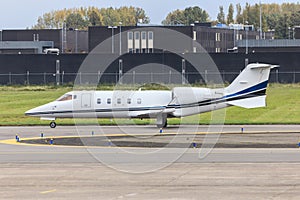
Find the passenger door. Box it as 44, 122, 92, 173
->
81, 93, 91, 108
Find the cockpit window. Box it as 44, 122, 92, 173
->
57, 94, 72, 101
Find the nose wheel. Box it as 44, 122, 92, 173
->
50, 121, 57, 128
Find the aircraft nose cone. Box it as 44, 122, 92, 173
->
25, 108, 35, 116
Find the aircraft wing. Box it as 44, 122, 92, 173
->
129, 108, 175, 118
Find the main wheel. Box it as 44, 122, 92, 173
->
156, 114, 167, 128
50, 121, 56, 128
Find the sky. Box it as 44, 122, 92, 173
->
0, 0, 299, 29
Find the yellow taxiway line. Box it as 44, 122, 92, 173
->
40, 189, 57, 194
0, 130, 300, 149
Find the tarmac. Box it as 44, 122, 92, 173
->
1, 125, 300, 199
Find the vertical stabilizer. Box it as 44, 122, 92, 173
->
225, 63, 276, 108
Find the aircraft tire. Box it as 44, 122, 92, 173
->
50, 122, 56, 128
157, 118, 167, 128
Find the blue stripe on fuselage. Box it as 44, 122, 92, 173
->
223, 80, 268, 99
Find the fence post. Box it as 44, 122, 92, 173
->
119, 59, 123, 84
43, 72, 46, 85
79, 72, 82, 85
62, 71, 64, 85
98, 71, 101, 83
182, 59, 186, 85
27, 71, 29, 85
293, 71, 296, 84
56, 60, 60, 86
9, 72, 12, 85
133, 71, 135, 85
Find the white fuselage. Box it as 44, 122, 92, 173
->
25, 89, 226, 120
25, 63, 275, 127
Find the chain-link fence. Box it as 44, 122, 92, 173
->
0, 70, 299, 85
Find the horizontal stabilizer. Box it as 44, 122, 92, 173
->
227, 95, 266, 109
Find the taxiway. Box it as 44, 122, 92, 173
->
1, 125, 300, 199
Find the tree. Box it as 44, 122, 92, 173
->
236, 3, 243, 24
66, 13, 88, 29
217, 6, 225, 24
237, 2, 300, 38
32, 6, 150, 29
135, 7, 150, 24
275, 13, 291, 38
227, 4, 234, 24
184, 6, 209, 24
162, 6, 209, 25
162, 9, 185, 25
87, 9, 103, 26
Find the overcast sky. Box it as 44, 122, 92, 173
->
0, 0, 299, 29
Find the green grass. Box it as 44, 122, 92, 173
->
0, 84, 299, 126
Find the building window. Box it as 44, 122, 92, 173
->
141, 31, 146, 40
193, 31, 197, 40
127, 98, 131, 104
256, 35, 259, 40
128, 32, 133, 53
97, 98, 101, 104
215, 33, 221, 41
137, 98, 142, 104
128, 32, 133, 40
148, 31, 153, 40
107, 98, 111, 104
239, 34, 243, 40
135, 32, 140, 40
148, 48, 153, 53
216, 48, 221, 53
134, 32, 140, 53
117, 98, 121, 104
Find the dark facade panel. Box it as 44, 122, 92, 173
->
2, 29, 62, 49
0, 52, 299, 84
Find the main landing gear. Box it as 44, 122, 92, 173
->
50, 121, 57, 128
156, 114, 168, 128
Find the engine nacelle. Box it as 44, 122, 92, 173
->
170, 87, 213, 117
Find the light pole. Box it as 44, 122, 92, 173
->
108, 26, 117, 53
293, 27, 295, 39
245, 22, 249, 55
119, 22, 122, 55
75, 29, 78, 53
259, 0, 262, 39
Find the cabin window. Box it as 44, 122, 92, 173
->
117, 98, 121, 104
137, 98, 142, 104
107, 98, 111, 104
97, 98, 101, 104
57, 94, 72, 101
73, 95, 77, 99
127, 98, 131, 104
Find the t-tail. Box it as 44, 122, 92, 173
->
224, 63, 278, 109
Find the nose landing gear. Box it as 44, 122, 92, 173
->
50, 121, 57, 128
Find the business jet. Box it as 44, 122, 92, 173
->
25, 63, 276, 128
